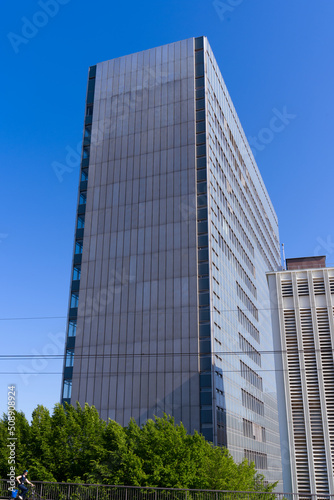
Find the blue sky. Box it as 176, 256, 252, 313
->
1, 0, 334, 420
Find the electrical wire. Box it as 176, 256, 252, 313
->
0, 367, 322, 375
0, 299, 333, 321
0, 346, 333, 360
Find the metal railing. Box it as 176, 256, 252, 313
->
1, 480, 333, 500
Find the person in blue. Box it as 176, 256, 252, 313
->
16, 470, 34, 500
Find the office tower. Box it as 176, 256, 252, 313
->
267, 256, 334, 495
62, 36, 282, 484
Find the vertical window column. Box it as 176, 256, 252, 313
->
62, 65, 96, 405
195, 37, 213, 442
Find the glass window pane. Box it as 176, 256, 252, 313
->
195, 76, 204, 88
63, 380, 72, 399
77, 216, 85, 228
75, 241, 83, 254
68, 320, 77, 337
72, 266, 81, 281
83, 147, 90, 160
65, 350, 74, 367
81, 169, 88, 181
71, 293, 79, 308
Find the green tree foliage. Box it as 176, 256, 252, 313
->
0, 404, 277, 494
0, 410, 31, 476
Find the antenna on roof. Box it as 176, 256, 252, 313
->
282, 243, 286, 270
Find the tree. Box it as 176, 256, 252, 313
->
0, 404, 277, 494
27, 405, 56, 481
49, 402, 105, 482
0, 410, 31, 479
88, 414, 277, 492
88, 419, 146, 486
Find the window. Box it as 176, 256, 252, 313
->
81, 169, 88, 182
84, 125, 91, 139
83, 146, 90, 160
75, 241, 83, 254
244, 450, 267, 470
63, 380, 72, 399
68, 320, 77, 337
71, 293, 79, 308
65, 349, 74, 367
84, 126, 91, 145
240, 361, 263, 390
77, 216, 85, 229
86, 105, 93, 116
241, 389, 264, 416
72, 266, 81, 281
79, 192, 86, 204
89, 65, 96, 78
239, 333, 261, 366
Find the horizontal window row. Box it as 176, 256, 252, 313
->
240, 361, 263, 391
237, 282, 258, 321
208, 125, 278, 258
241, 389, 264, 416
211, 212, 255, 277
239, 333, 261, 367
243, 419, 266, 443
238, 307, 260, 343
209, 150, 278, 267
210, 231, 256, 299
244, 449, 267, 470
206, 79, 279, 258
209, 145, 277, 266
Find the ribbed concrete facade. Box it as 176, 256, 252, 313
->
268, 264, 334, 495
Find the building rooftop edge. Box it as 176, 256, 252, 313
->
90, 36, 205, 67
266, 266, 334, 276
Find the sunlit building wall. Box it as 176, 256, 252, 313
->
61, 36, 282, 485
268, 256, 334, 494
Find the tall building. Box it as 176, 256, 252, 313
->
267, 256, 334, 495
62, 37, 282, 484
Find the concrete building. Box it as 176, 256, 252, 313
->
62, 36, 282, 484
268, 256, 334, 495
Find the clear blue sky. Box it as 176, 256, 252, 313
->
1, 0, 333, 420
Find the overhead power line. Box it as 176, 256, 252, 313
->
1, 347, 334, 360
0, 367, 325, 376
0, 316, 66, 321
0, 300, 333, 321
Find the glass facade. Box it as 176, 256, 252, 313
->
61, 37, 282, 485
202, 38, 282, 483
61, 64, 96, 405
